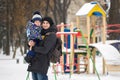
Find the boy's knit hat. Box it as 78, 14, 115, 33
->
42, 16, 54, 26
32, 11, 42, 22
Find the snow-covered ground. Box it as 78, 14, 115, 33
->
0, 50, 120, 80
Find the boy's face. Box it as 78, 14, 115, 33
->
34, 20, 41, 26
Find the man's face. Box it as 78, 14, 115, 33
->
42, 21, 50, 29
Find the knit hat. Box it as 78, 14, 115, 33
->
42, 17, 54, 26
32, 11, 42, 22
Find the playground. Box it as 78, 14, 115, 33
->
0, 1, 120, 80
50, 1, 120, 80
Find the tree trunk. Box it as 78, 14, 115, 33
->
108, 0, 120, 40
6, 0, 10, 55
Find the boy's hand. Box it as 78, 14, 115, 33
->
28, 40, 35, 48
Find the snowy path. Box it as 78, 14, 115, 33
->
0, 55, 120, 80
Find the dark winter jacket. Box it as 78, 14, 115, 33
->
27, 24, 57, 74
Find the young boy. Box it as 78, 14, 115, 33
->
25, 11, 42, 63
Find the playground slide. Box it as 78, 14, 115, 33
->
90, 43, 120, 73
90, 43, 120, 65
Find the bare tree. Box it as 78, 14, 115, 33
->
44, 0, 71, 24
108, 0, 120, 40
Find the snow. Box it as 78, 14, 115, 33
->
0, 49, 120, 80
